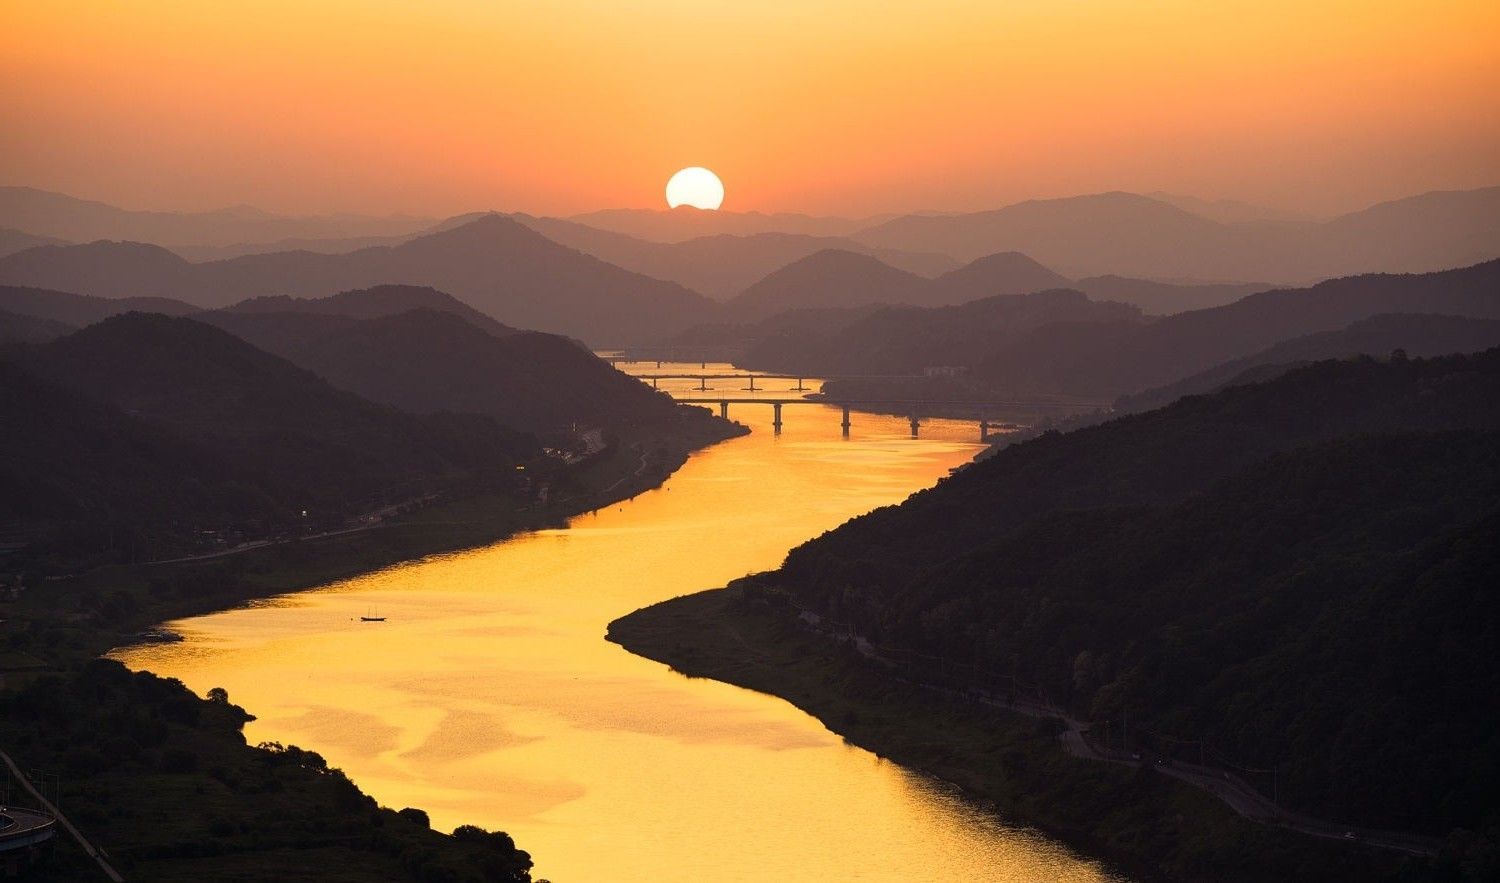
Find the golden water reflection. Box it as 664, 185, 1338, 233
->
116, 364, 1123, 882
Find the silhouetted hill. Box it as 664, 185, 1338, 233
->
0, 186, 433, 248
924, 251, 1072, 304
200, 304, 686, 434
1118, 313, 1500, 412
974, 259, 1500, 396
1073, 275, 1270, 315
19, 313, 537, 533
725, 249, 927, 320
0, 226, 68, 258
855, 187, 1500, 281
765, 350, 1500, 835
0, 215, 720, 345
222, 284, 518, 338
513, 216, 958, 298
739, 289, 1141, 375
726, 249, 1079, 322
0, 283, 198, 326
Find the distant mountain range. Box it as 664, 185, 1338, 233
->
971, 259, 1500, 396
0, 186, 434, 249
1117, 313, 1500, 412
0, 226, 68, 258
738, 288, 1140, 376
855, 188, 1500, 282
0, 284, 197, 328
0, 215, 718, 346
566, 205, 885, 243
1146, 192, 1314, 225
0, 184, 1493, 347
700, 248, 1269, 338
743, 259, 1500, 407
512, 216, 959, 298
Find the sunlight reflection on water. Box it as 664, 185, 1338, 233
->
116, 364, 1123, 882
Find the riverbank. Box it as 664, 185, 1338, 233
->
607, 584, 1446, 883
0, 408, 743, 880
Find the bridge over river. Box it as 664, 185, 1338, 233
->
676, 396, 1090, 439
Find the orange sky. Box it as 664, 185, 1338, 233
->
2, 1, 1498, 218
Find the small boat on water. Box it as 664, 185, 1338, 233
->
360, 606, 386, 622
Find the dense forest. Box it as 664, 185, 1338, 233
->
0, 658, 535, 881
765, 350, 1500, 837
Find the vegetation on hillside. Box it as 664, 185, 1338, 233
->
755, 351, 1500, 845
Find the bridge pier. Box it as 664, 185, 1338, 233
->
656, 360, 663, 368
651, 377, 659, 389
979, 419, 989, 441
841, 406, 851, 438
773, 402, 783, 434
719, 401, 729, 420
698, 376, 709, 391
746, 375, 758, 391
909, 415, 921, 438
794, 377, 807, 391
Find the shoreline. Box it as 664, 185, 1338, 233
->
606, 584, 1433, 883
36, 411, 747, 661
1, 410, 746, 879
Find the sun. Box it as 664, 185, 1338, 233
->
665, 167, 724, 210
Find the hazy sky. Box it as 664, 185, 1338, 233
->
3, 1, 1497, 218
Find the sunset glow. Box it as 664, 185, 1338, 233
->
2, 1, 1497, 217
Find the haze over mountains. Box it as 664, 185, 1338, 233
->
566, 206, 884, 242
855, 188, 1500, 282
0, 186, 433, 249
1, 185, 1495, 350
0, 215, 717, 346
512, 215, 960, 298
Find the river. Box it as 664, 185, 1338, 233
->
115, 364, 1121, 882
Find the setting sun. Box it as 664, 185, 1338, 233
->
665, 167, 725, 210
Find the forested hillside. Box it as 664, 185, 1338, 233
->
765, 350, 1500, 836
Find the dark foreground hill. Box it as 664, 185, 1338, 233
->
762, 350, 1500, 841
201, 295, 689, 436
7, 313, 538, 562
